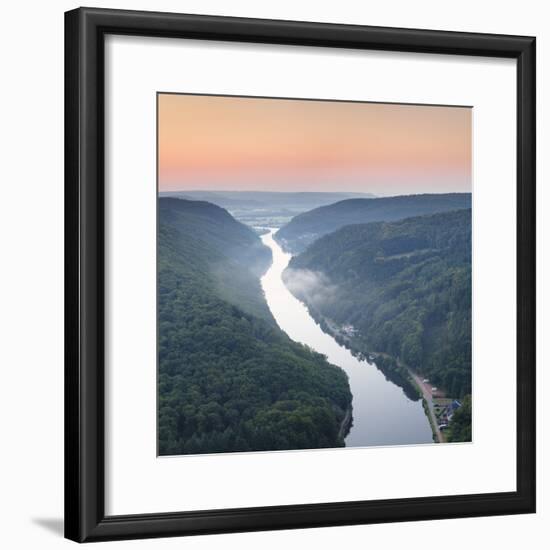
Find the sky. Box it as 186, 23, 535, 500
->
158, 93, 471, 196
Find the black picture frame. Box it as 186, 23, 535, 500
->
65, 7, 536, 543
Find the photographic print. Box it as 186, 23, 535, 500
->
157, 93, 472, 456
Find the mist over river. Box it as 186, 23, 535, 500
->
260, 229, 433, 447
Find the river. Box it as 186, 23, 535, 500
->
260, 229, 433, 447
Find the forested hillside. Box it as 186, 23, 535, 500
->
283, 209, 472, 398
275, 193, 471, 253
158, 198, 352, 455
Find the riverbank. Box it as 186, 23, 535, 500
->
289, 304, 422, 403
307, 314, 442, 444
338, 405, 353, 441
354, 351, 444, 444
285, 303, 441, 444
407, 369, 444, 443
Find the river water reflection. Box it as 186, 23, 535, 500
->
260, 229, 433, 447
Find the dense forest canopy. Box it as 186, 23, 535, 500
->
283, 209, 472, 398
446, 395, 472, 442
158, 198, 352, 455
275, 193, 472, 253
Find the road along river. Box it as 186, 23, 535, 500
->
260, 229, 433, 448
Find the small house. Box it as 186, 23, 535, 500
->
445, 400, 462, 421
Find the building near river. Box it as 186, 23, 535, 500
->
446, 400, 462, 421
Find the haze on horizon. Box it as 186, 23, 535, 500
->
158, 93, 472, 196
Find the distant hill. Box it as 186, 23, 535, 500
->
275, 193, 472, 253
159, 190, 376, 208
159, 191, 376, 229
159, 197, 271, 277
158, 197, 352, 455
283, 209, 472, 398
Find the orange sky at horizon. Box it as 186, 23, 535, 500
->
158, 93, 471, 195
